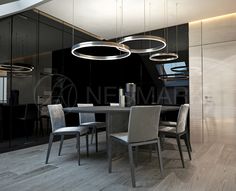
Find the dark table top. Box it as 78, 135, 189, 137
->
63, 105, 179, 114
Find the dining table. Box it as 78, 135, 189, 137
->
64, 105, 179, 155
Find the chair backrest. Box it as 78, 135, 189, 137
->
110, 103, 119, 106
77, 103, 95, 124
128, 105, 162, 143
24, 104, 38, 120
39, 105, 49, 116
47, 104, 66, 132
176, 104, 189, 133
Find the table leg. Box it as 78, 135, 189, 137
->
106, 112, 111, 156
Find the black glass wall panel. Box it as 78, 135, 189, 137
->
0, 18, 11, 63
0, 10, 98, 153
0, 9, 189, 153
53, 24, 189, 106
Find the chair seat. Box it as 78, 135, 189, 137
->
159, 126, 177, 133
80, 121, 106, 128
54, 126, 88, 135
110, 132, 128, 143
160, 121, 177, 126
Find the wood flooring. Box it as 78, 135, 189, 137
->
0, 133, 236, 191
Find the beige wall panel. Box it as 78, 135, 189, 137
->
202, 14, 236, 45
189, 46, 203, 143
190, 14, 236, 145
189, 21, 202, 47
202, 41, 236, 144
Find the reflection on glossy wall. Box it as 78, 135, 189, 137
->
0, 9, 189, 152
0, 10, 96, 106
0, 9, 97, 152
189, 13, 236, 144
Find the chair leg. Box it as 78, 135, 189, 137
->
40, 118, 44, 136
35, 119, 39, 136
189, 142, 192, 152
24, 120, 28, 141
47, 118, 50, 134
184, 133, 192, 160
58, 135, 64, 156
159, 134, 165, 151
76, 133, 81, 166
95, 128, 98, 152
128, 145, 136, 187
187, 132, 192, 152
149, 144, 153, 162
156, 139, 164, 177
176, 135, 185, 168
35, 120, 39, 136
134, 146, 138, 167
91, 127, 95, 144
39, 119, 44, 136
86, 133, 89, 157
108, 137, 112, 173
45, 133, 54, 164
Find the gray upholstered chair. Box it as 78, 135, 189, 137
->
108, 105, 163, 187
160, 118, 192, 152
46, 104, 89, 165
77, 103, 106, 152
159, 104, 191, 168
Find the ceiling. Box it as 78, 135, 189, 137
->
36, 0, 236, 39
0, 0, 50, 18
0, 0, 19, 5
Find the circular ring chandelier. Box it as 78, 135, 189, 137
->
71, 41, 131, 60
118, 35, 166, 54
149, 52, 178, 62
13, 73, 32, 78
0, 64, 34, 73
158, 73, 188, 81
171, 65, 188, 73
158, 75, 188, 81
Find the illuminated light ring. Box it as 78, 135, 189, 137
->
149, 52, 178, 62
171, 65, 188, 73
0, 64, 34, 73
71, 41, 131, 60
13, 73, 32, 78
158, 76, 189, 80
158, 73, 189, 81
118, 35, 166, 54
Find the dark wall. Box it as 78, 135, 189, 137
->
0, 9, 189, 152
0, 10, 98, 151
0, 10, 98, 105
